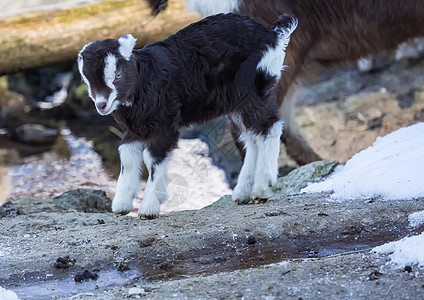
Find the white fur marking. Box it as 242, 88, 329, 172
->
232, 131, 258, 202
96, 53, 119, 115
251, 121, 283, 199
139, 149, 170, 217
118, 34, 137, 60
186, 0, 240, 16
112, 142, 144, 214
257, 19, 298, 79
77, 43, 93, 99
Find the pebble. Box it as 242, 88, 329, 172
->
247, 235, 257, 245
74, 270, 98, 282
128, 287, 146, 296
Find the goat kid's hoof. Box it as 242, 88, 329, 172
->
112, 200, 134, 216
250, 187, 273, 201
234, 198, 252, 205
137, 201, 160, 219
114, 211, 131, 216
138, 213, 159, 220
253, 198, 269, 204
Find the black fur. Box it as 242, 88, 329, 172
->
79, 13, 294, 164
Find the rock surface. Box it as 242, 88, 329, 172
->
0, 175, 423, 299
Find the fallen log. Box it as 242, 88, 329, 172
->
0, 0, 199, 75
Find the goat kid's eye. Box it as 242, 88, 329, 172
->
115, 72, 122, 81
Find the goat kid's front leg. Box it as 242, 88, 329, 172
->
232, 132, 258, 204
112, 141, 144, 215
138, 148, 170, 219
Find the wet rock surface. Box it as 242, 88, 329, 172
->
0, 173, 423, 299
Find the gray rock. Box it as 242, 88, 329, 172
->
54, 188, 112, 213
207, 160, 338, 208
272, 159, 338, 197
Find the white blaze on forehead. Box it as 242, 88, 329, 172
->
118, 34, 137, 60
104, 53, 117, 88
101, 53, 119, 113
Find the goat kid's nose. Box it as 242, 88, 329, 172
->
96, 101, 107, 111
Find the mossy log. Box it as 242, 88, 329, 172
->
0, 0, 199, 75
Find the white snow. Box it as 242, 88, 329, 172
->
0, 287, 19, 300
373, 233, 424, 267
301, 123, 424, 267
409, 210, 424, 228
302, 122, 424, 200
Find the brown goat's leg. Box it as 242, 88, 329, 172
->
275, 45, 322, 165
279, 85, 322, 165
229, 121, 246, 162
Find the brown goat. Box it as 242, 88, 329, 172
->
184, 0, 424, 165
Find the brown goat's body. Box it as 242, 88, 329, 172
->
187, 0, 424, 164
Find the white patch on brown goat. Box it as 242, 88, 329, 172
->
186, 0, 240, 16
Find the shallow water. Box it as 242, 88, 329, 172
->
11, 269, 141, 300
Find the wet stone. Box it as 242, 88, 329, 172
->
404, 266, 412, 273
74, 270, 98, 282
54, 256, 75, 269
247, 236, 257, 245
213, 256, 226, 263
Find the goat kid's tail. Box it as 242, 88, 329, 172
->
272, 14, 298, 49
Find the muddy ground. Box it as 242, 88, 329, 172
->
1, 181, 424, 299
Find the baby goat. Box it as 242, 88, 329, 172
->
78, 13, 297, 218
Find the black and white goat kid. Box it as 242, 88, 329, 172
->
78, 13, 297, 218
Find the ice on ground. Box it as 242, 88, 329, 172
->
302, 122, 424, 200
409, 210, 424, 228
0, 286, 19, 300
373, 233, 424, 267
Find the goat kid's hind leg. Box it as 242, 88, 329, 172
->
251, 120, 283, 200
112, 141, 144, 215
138, 148, 170, 219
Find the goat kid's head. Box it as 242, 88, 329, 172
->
78, 34, 138, 115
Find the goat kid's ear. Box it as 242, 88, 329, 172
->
118, 34, 137, 60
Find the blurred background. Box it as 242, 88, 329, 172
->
1, 0, 423, 211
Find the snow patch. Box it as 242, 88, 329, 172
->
373, 233, 424, 267
302, 123, 424, 200
409, 210, 424, 228
0, 287, 20, 300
